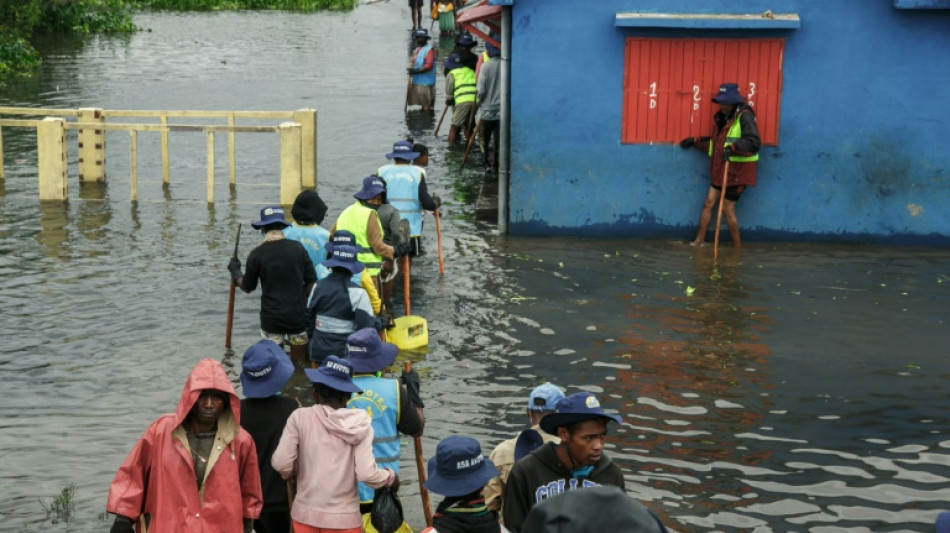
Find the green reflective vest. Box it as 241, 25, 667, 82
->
335, 201, 384, 276
709, 111, 760, 163
450, 67, 477, 104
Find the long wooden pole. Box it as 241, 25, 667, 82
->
459, 118, 481, 171
713, 161, 730, 263
404, 74, 412, 114
225, 223, 242, 352
434, 105, 449, 136
403, 255, 412, 316
434, 209, 444, 276
405, 361, 433, 527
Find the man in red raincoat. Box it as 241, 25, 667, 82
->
106, 358, 263, 533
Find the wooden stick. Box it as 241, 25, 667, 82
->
404, 74, 412, 114
713, 161, 730, 263
403, 255, 412, 316
434, 105, 449, 136
406, 361, 433, 527
434, 209, 444, 276
459, 118, 481, 171
225, 223, 242, 351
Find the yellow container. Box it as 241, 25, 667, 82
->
389, 316, 428, 350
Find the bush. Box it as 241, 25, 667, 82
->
37, 0, 138, 34
0, 33, 42, 79
130, 0, 357, 11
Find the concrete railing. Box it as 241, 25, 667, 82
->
0, 107, 317, 204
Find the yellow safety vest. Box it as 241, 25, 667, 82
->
335, 201, 384, 276
450, 67, 477, 104
709, 111, 759, 163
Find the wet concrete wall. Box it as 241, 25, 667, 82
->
499, 0, 950, 244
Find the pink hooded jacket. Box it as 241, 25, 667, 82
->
107, 358, 263, 532
271, 404, 395, 529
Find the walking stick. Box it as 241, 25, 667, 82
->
434, 105, 449, 136
404, 74, 412, 114
403, 255, 412, 316
459, 118, 481, 170
225, 223, 242, 352
713, 161, 730, 263
139, 515, 148, 533
405, 361, 433, 527
434, 209, 444, 276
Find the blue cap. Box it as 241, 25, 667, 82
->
385, 140, 420, 161
354, 175, 386, 200
321, 244, 364, 274
240, 340, 294, 398
444, 53, 463, 72
424, 436, 499, 497
539, 392, 622, 434
456, 32, 475, 47
346, 328, 398, 373
303, 355, 362, 394
528, 382, 564, 412
712, 82, 745, 105
251, 206, 290, 229
514, 428, 543, 461
413, 28, 430, 40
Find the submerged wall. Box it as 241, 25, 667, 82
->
503, 0, 950, 244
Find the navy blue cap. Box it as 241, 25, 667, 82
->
424, 436, 499, 497
303, 355, 362, 394
346, 328, 398, 373
240, 340, 294, 398
539, 392, 622, 434
251, 206, 290, 229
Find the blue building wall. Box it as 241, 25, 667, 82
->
504, 0, 950, 244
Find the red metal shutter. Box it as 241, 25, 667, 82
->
621, 38, 784, 145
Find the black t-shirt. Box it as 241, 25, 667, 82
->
243, 238, 316, 333
239, 396, 299, 511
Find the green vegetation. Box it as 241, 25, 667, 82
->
131, 0, 357, 9
39, 482, 77, 524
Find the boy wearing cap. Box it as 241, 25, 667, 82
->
306, 245, 376, 365
240, 340, 299, 533
272, 356, 398, 533
680, 82, 761, 248
501, 392, 625, 533
408, 29, 436, 112
283, 189, 330, 278
377, 140, 441, 258
483, 382, 564, 514
344, 328, 425, 513
421, 436, 511, 533
229, 206, 317, 362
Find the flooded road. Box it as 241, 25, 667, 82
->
2, 5, 950, 532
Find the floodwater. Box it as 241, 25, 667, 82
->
1, 5, 950, 533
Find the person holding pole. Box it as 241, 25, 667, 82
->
377, 140, 441, 258
444, 52, 477, 145
680, 83, 761, 248
420, 436, 510, 533
407, 29, 436, 112
344, 328, 425, 515
229, 206, 316, 363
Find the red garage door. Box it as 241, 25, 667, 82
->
621, 38, 784, 145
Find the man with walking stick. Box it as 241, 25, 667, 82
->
680, 83, 761, 248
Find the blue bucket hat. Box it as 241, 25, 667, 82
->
346, 328, 398, 373
413, 28, 431, 40
444, 53, 463, 72
528, 382, 565, 412
712, 82, 745, 105
251, 206, 291, 229
354, 175, 387, 200
240, 340, 294, 398
456, 32, 475, 47
385, 140, 420, 161
303, 355, 363, 394
324, 229, 357, 254
321, 244, 364, 274
424, 436, 500, 497
539, 392, 622, 435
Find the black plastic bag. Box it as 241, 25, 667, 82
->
371, 486, 404, 533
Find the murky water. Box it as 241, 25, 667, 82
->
1, 6, 950, 533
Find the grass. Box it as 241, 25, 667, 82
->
39, 482, 77, 525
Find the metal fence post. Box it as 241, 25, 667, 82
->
38, 117, 68, 201
279, 122, 302, 206
294, 109, 316, 189
78, 107, 106, 182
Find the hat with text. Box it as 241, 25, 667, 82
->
539, 392, 622, 434
711, 82, 746, 105
444, 53, 463, 72
385, 140, 421, 161
303, 355, 362, 394
346, 328, 398, 373
240, 340, 294, 398
324, 229, 357, 254
424, 435, 499, 497
456, 32, 475, 47
321, 244, 364, 274
528, 382, 564, 412
413, 28, 431, 40
251, 206, 291, 229
354, 175, 387, 200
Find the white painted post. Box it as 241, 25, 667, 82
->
294, 109, 316, 188
37, 118, 68, 201
279, 122, 302, 206
207, 130, 215, 204
78, 107, 106, 182
130, 130, 138, 203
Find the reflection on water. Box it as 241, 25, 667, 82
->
1, 6, 950, 533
